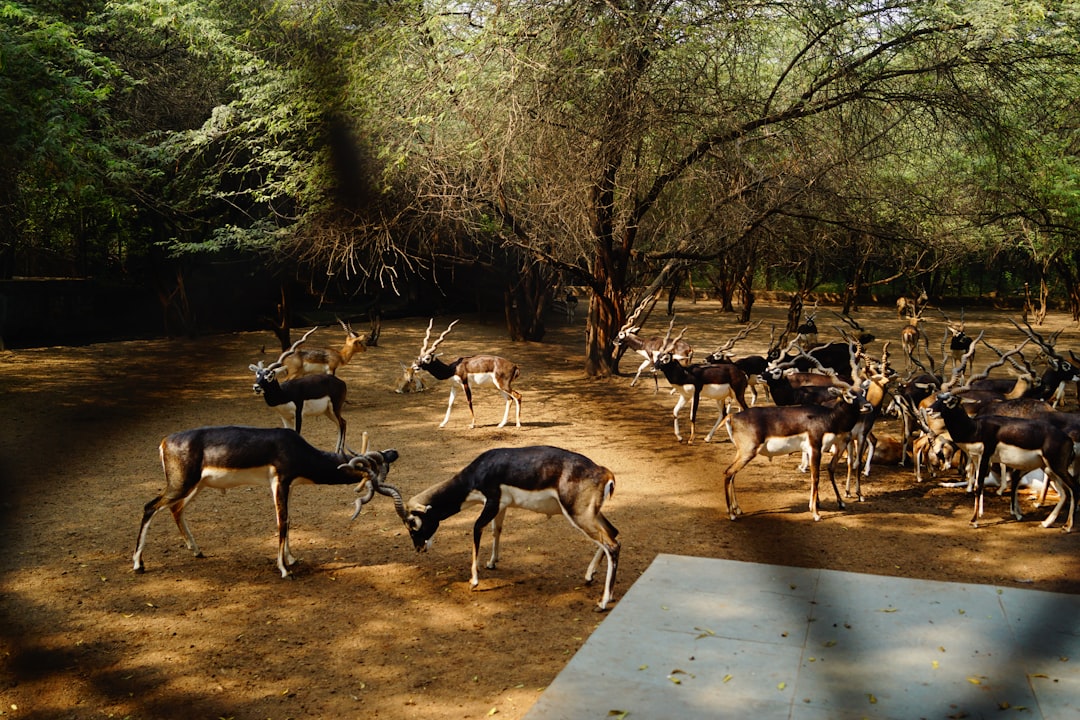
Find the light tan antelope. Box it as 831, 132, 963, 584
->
279, 319, 367, 378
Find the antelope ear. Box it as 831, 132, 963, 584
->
248, 364, 260, 372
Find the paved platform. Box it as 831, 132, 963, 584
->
524, 555, 1080, 719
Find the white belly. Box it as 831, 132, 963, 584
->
200, 465, 275, 490
992, 445, 1043, 471
467, 486, 563, 516
465, 372, 500, 389
275, 397, 332, 418
762, 434, 810, 457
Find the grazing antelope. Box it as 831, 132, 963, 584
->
653, 322, 749, 444
613, 295, 693, 391
250, 333, 349, 453
721, 386, 873, 521
133, 426, 402, 577
401, 445, 620, 610
279, 319, 367, 378
403, 319, 522, 428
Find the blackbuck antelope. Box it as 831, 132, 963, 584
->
841, 346, 895, 501
613, 295, 693, 391
776, 334, 864, 383
899, 291, 929, 369
653, 322, 748, 444
927, 393, 1077, 531
133, 426, 402, 577
795, 300, 819, 345
279, 319, 367, 378
704, 321, 770, 405
250, 334, 349, 453
941, 308, 975, 372
401, 446, 620, 611
403, 319, 522, 428
1012, 319, 1080, 408
721, 386, 873, 521
551, 288, 579, 323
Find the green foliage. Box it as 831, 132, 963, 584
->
0, 2, 136, 274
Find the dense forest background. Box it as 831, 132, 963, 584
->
2, 0, 1079, 367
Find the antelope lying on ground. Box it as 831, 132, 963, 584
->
401, 445, 620, 611
132, 426, 402, 577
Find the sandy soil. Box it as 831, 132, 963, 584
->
1, 300, 1078, 720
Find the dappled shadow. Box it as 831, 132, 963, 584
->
2, 302, 1079, 718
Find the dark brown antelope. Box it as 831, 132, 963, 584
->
721, 385, 873, 521
703, 321, 770, 405
652, 322, 749, 444
133, 427, 402, 577
1012, 319, 1080, 408
402, 319, 522, 428
926, 336, 1078, 530
401, 445, 620, 611
249, 330, 349, 453
927, 392, 1076, 531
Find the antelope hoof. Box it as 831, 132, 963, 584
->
133, 565, 145, 574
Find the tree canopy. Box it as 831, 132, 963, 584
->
3, 0, 1079, 365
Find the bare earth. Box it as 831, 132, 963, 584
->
2, 300, 1079, 720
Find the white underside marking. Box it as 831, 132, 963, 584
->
467, 487, 563, 515
276, 397, 333, 416
199, 465, 276, 490
762, 434, 811, 457
992, 445, 1044, 471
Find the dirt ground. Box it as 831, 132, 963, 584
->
2, 299, 1079, 720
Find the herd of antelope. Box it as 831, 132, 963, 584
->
133, 313, 619, 610
616, 292, 1080, 536
132, 292, 1080, 611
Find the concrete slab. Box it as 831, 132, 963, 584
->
524, 555, 1080, 720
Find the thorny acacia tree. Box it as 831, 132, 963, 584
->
356, 0, 1080, 376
